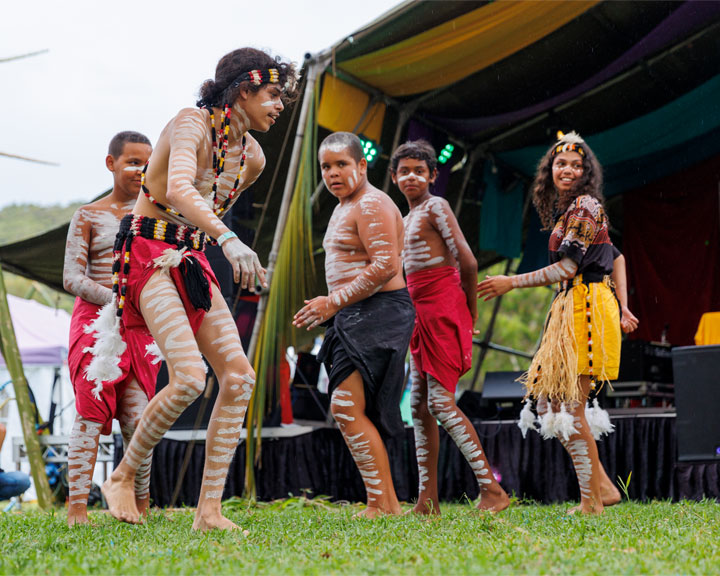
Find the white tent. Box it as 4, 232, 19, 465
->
1, 295, 74, 499
0, 294, 71, 367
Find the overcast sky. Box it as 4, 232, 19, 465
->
0, 0, 400, 209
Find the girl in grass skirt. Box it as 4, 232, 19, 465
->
477, 132, 638, 514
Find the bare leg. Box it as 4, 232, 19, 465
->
67, 417, 102, 526
557, 376, 604, 515
117, 379, 152, 517
408, 360, 440, 515
191, 287, 255, 532
598, 465, 621, 506
426, 376, 509, 512
330, 371, 402, 519
538, 394, 618, 507
103, 272, 207, 524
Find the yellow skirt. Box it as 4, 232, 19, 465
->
523, 277, 621, 404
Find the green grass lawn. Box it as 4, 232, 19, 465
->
1, 498, 719, 575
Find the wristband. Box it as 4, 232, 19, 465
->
217, 231, 238, 246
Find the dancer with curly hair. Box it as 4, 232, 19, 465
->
98, 48, 299, 531
477, 132, 638, 514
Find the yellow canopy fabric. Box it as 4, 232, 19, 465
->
317, 75, 387, 142
339, 0, 600, 97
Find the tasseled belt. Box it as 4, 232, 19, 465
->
112, 214, 212, 316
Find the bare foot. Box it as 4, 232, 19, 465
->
67, 505, 90, 527
352, 505, 402, 519
601, 482, 621, 506
136, 496, 150, 519
102, 477, 142, 524
408, 499, 440, 516
192, 511, 248, 534
477, 487, 511, 513
567, 501, 605, 515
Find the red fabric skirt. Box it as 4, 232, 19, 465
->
68, 298, 159, 435
407, 266, 473, 393
121, 236, 219, 336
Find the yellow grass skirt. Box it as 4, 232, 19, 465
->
523, 277, 621, 405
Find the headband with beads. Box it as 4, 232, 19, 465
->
551, 131, 586, 157
551, 142, 586, 157
231, 68, 281, 88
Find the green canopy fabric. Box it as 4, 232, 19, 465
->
498, 72, 720, 194
478, 162, 523, 259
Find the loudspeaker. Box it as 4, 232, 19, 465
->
618, 340, 673, 383
155, 362, 220, 431
482, 370, 526, 401
457, 371, 525, 420
672, 344, 720, 461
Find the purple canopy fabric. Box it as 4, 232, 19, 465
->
428, 0, 720, 136
0, 295, 71, 367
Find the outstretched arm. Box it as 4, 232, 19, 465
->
63, 209, 113, 305
165, 108, 265, 290
611, 253, 639, 333
476, 257, 578, 301
429, 198, 479, 332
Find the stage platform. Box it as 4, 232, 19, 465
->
113, 412, 720, 508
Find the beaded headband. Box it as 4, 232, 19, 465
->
231, 68, 281, 88
551, 142, 586, 157
551, 131, 586, 158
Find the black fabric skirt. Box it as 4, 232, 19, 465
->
318, 288, 415, 438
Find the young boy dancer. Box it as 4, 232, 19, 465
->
293, 132, 415, 518
391, 140, 510, 514
64, 131, 157, 526
99, 48, 298, 531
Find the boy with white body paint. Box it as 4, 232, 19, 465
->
64, 131, 158, 526
293, 132, 415, 518
391, 140, 510, 514
100, 48, 298, 531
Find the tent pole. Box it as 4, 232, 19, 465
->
382, 104, 416, 192
0, 263, 54, 509
247, 57, 327, 364
453, 148, 482, 217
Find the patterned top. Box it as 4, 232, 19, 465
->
548, 195, 618, 276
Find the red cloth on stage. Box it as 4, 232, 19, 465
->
624, 153, 720, 345
407, 265, 473, 393
121, 236, 219, 336
68, 297, 160, 435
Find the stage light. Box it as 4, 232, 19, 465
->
358, 134, 381, 167
438, 143, 455, 164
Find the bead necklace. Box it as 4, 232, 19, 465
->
207, 105, 247, 217
141, 105, 247, 221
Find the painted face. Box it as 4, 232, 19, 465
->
109, 142, 152, 198
319, 147, 366, 199
552, 151, 584, 193
392, 157, 436, 202
238, 83, 285, 132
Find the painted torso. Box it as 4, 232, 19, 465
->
324, 188, 404, 306
136, 108, 266, 230
403, 196, 459, 276
64, 199, 135, 304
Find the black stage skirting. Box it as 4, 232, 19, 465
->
114, 414, 720, 508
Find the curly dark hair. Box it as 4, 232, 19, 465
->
196, 47, 299, 108
531, 133, 605, 230
389, 139, 437, 173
